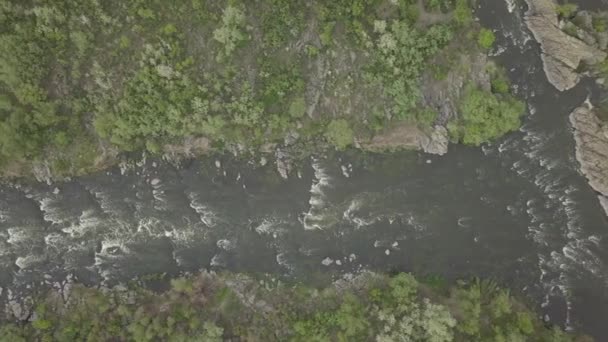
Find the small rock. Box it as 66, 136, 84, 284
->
335, 260, 342, 266
260, 157, 268, 166
53, 187, 60, 195
385, 249, 390, 256
150, 178, 161, 186
215, 160, 221, 168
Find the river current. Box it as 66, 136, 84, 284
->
1, 0, 607, 339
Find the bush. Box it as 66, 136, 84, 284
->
454, 0, 473, 26
556, 3, 578, 19
369, 21, 453, 118
478, 28, 496, 49
0, 272, 580, 341
325, 119, 354, 149
213, 5, 248, 58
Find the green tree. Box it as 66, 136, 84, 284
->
325, 119, 354, 149
213, 5, 248, 58
451, 85, 524, 145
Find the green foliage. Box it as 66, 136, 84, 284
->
449, 85, 524, 145
0, 272, 578, 341
213, 5, 248, 59
289, 97, 307, 118
325, 119, 354, 149
417, 107, 439, 127
592, 16, 607, 33
424, 0, 453, 13
478, 28, 496, 49
454, 0, 474, 26
0, 0, 519, 180
369, 20, 453, 118
491, 76, 510, 94
260, 0, 305, 48
556, 3, 578, 19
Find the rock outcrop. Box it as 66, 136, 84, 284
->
569, 103, 608, 216
361, 124, 448, 155
524, 0, 607, 91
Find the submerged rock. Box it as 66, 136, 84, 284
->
275, 149, 292, 179
569, 103, 608, 217
524, 0, 607, 91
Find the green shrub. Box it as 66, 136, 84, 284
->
213, 5, 248, 58
454, 0, 473, 26
450, 85, 524, 145
325, 119, 354, 149
478, 28, 496, 49
0, 272, 579, 341
556, 3, 578, 19
289, 97, 307, 118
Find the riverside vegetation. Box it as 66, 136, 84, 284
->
0, 0, 525, 179
0, 272, 583, 342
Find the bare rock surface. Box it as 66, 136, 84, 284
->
361, 123, 448, 155
524, 0, 607, 91
569, 103, 608, 216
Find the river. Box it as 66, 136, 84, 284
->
1, 0, 607, 339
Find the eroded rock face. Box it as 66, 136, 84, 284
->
569, 104, 608, 216
421, 53, 491, 125
524, 0, 607, 91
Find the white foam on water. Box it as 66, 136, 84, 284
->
276, 252, 294, 271
217, 239, 236, 251
302, 158, 333, 230
7, 227, 36, 246
15, 254, 46, 270
94, 239, 131, 268
343, 199, 377, 229
210, 254, 226, 267
253, 218, 285, 238
588, 235, 601, 246
341, 164, 353, 178
84, 186, 125, 218
188, 193, 218, 228
37, 196, 72, 225
152, 188, 170, 211
491, 99, 608, 330
457, 217, 472, 228
62, 209, 104, 238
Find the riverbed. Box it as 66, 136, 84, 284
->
1, 0, 607, 339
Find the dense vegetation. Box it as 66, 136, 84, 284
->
448, 84, 524, 146
0, 272, 582, 341
0, 0, 524, 178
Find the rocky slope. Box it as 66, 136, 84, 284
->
569, 103, 608, 216
524, 0, 606, 91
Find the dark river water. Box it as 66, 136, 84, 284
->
1, 0, 608, 339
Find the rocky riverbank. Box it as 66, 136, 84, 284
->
0, 271, 581, 341
569, 102, 608, 216
524, 0, 606, 91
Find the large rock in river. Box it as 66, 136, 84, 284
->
569, 104, 608, 216
524, 0, 606, 91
